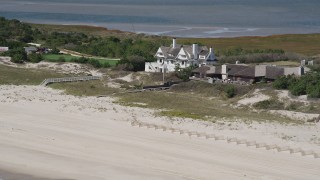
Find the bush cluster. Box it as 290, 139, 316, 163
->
253, 99, 284, 110
116, 55, 145, 71
273, 73, 320, 98
50, 56, 111, 68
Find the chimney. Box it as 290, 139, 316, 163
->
172, 38, 177, 48
192, 44, 198, 59
208, 46, 216, 61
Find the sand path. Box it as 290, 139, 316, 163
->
0, 86, 319, 179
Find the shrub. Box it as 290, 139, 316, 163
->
253, 99, 284, 110
88, 59, 102, 68
7, 48, 27, 63
28, 53, 43, 63
117, 55, 145, 71
224, 85, 236, 98
175, 65, 195, 81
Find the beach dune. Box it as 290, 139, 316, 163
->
0, 85, 319, 180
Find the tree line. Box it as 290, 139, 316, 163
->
0, 17, 166, 69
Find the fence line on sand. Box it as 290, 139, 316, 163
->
130, 120, 320, 159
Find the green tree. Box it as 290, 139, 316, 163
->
5, 48, 27, 63
28, 53, 43, 63
175, 65, 195, 81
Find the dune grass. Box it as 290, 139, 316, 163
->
49, 80, 119, 96
0, 63, 306, 123
0, 64, 65, 85
116, 89, 294, 123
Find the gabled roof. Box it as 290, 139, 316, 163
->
167, 47, 181, 58
199, 50, 209, 56
156, 41, 213, 62
24, 46, 37, 52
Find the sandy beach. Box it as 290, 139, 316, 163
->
0, 85, 320, 179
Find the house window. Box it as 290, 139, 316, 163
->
159, 59, 163, 63
170, 60, 173, 64
181, 61, 185, 65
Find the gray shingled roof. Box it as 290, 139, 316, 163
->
227, 65, 256, 78
193, 65, 221, 74
24, 46, 37, 52
266, 66, 284, 79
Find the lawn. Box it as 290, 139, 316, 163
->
43, 54, 75, 61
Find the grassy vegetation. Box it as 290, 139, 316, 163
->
116, 90, 294, 123
0, 64, 65, 85
49, 80, 119, 96
43, 54, 119, 66
257, 60, 300, 66
0, 64, 303, 123
43, 54, 76, 61
180, 34, 320, 56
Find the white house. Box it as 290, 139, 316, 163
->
0, 47, 9, 52
145, 38, 217, 72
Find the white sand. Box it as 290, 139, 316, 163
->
237, 89, 270, 106
117, 73, 133, 82
0, 85, 320, 180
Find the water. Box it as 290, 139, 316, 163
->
0, 0, 320, 37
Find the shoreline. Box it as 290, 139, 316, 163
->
19, 20, 320, 38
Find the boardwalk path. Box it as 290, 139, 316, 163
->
40, 76, 101, 86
